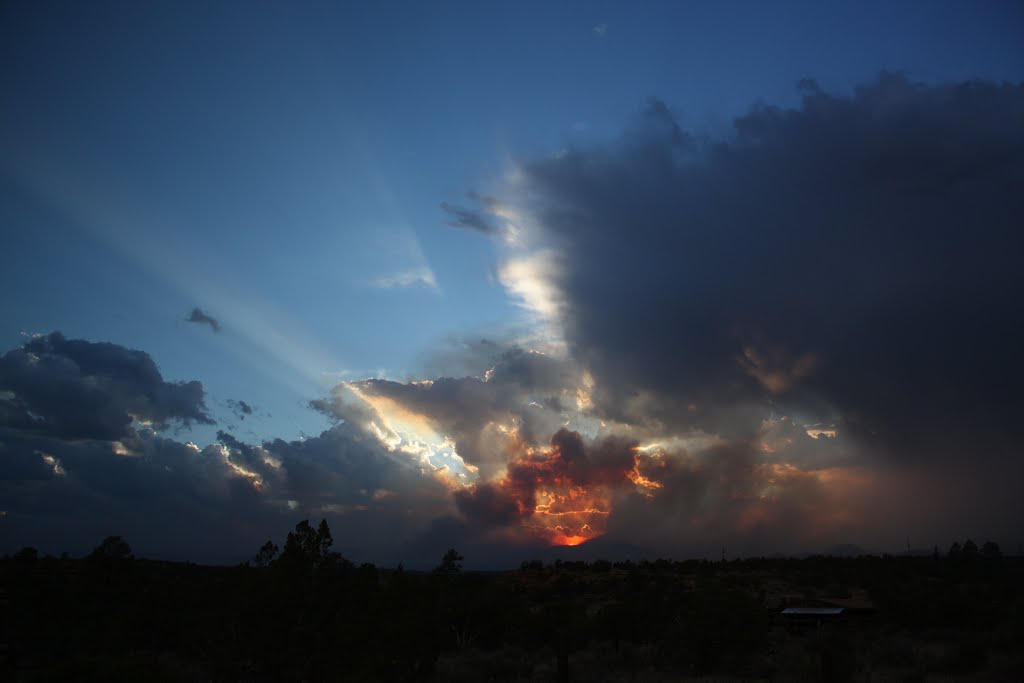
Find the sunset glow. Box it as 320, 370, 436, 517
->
549, 532, 590, 547
2, 1, 1020, 572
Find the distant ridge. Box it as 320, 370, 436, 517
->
824, 543, 868, 557
535, 537, 652, 563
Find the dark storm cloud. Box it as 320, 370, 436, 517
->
453, 481, 523, 528
603, 439, 853, 558
604, 427, 1024, 559
513, 74, 1024, 460
216, 424, 455, 561
0, 332, 213, 440
0, 415, 451, 565
258, 425, 448, 510
186, 307, 221, 333
0, 426, 275, 561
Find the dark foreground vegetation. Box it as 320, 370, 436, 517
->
4, 522, 1023, 682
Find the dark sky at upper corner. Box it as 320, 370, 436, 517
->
1, 1, 1022, 565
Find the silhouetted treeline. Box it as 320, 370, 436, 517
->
4, 525, 1023, 681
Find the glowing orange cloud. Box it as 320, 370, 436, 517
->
530, 484, 610, 545
627, 451, 664, 497
348, 380, 678, 547
453, 428, 667, 547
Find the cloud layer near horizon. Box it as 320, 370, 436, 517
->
2, 75, 1022, 564
0, 333, 453, 563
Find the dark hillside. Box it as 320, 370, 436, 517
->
4, 526, 1023, 681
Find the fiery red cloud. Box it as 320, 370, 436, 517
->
454, 428, 669, 546
347, 376, 888, 551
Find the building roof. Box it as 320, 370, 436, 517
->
781, 607, 845, 616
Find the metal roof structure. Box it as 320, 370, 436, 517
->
781, 607, 845, 616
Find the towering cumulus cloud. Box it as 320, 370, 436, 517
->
513, 76, 1024, 458
337, 75, 1024, 556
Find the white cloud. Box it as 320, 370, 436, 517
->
37, 451, 66, 476
498, 250, 563, 323
370, 266, 439, 290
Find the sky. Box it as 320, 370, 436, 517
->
2, 1, 1023, 567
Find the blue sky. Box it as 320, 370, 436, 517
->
2, 1, 1023, 563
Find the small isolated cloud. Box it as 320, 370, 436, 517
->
226, 398, 254, 421
370, 228, 441, 291
186, 307, 221, 333
371, 266, 439, 290
593, 23, 608, 37
440, 201, 501, 236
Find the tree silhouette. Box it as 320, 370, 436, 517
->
7, 523, 1024, 681
254, 540, 278, 567
280, 519, 319, 566
434, 548, 463, 576
13, 547, 38, 562
88, 535, 132, 561
317, 518, 333, 557
981, 540, 1002, 558
275, 518, 346, 573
